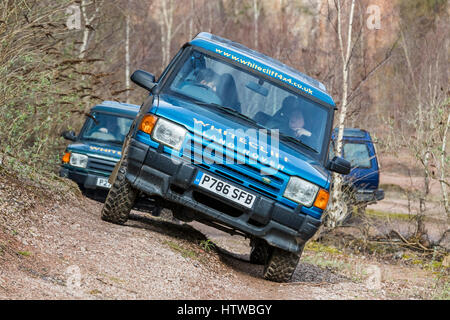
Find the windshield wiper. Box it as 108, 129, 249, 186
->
194, 101, 262, 128
279, 133, 318, 153
101, 139, 124, 145
80, 137, 123, 145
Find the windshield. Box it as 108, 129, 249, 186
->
165, 49, 330, 155
79, 112, 133, 145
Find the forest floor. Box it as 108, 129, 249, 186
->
0, 164, 448, 300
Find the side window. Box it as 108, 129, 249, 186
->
329, 141, 336, 160
343, 143, 371, 168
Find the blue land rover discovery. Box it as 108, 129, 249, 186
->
60, 101, 139, 197
330, 128, 384, 214
101, 33, 350, 282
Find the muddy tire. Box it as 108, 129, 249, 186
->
249, 239, 269, 265
263, 247, 301, 282
101, 158, 137, 225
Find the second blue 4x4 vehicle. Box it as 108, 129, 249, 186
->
60, 101, 139, 197
101, 33, 351, 282
330, 128, 384, 217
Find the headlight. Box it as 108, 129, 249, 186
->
152, 118, 187, 151
69, 153, 88, 168
283, 176, 319, 207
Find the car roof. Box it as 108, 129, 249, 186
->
189, 32, 335, 107
91, 101, 140, 117
332, 128, 372, 141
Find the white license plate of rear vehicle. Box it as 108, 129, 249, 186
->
194, 172, 256, 209
96, 177, 111, 188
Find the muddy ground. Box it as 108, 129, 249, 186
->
0, 168, 448, 300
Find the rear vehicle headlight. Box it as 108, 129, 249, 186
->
151, 118, 187, 151
283, 176, 319, 207
69, 153, 88, 168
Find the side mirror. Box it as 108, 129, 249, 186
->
62, 130, 77, 141
327, 156, 351, 175
131, 70, 156, 92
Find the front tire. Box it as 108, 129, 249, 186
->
263, 246, 302, 282
101, 157, 137, 225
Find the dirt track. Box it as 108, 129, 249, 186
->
1, 168, 446, 300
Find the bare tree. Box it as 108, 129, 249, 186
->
79, 0, 102, 59
125, 11, 130, 103
384, 18, 449, 243
160, 0, 174, 69
325, 0, 357, 228
319, 0, 394, 228
253, 0, 260, 50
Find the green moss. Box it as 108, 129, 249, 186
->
17, 251, 31, 257
302, 255, 353, 274
164, 240, 198, 260
365, 209, 411, 221
306, 241, 342, 255
88, 289, 102, 295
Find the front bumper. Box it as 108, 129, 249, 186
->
59, 167, 110, 190
354, 188, 385, 204
126, 138, 321, 254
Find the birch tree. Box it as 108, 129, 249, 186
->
253, 0, 260, 50
159, 0, 198, 71
160, 0, 174, 69
125, 12, 130, 103
79, 0, 102, 59
323, 0, 394, 227
326, 0, 356, 228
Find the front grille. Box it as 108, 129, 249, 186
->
183, 135, 287, 199
87, 156, 117, 173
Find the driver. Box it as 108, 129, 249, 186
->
267, 96, 311, 139
91, 117, 120, 141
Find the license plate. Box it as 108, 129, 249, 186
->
194, 172, 256, 209
96, 177, 111, 188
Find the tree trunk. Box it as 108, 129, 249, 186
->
440, 112, 450, 215
125, 13, 130, 103
161, 0, 173, 69
189, 0, 195, 39
326, 0, 356, 228
253, 0, 259, 50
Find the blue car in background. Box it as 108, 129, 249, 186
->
60, 101, 139, 199
330, 128, 384, 212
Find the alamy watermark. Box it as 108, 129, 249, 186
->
65, 265, 82, 297
365, 265, 382, 290
66, 4, 81, 30
65, 3, 382, 32
366, 4, 381, 30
